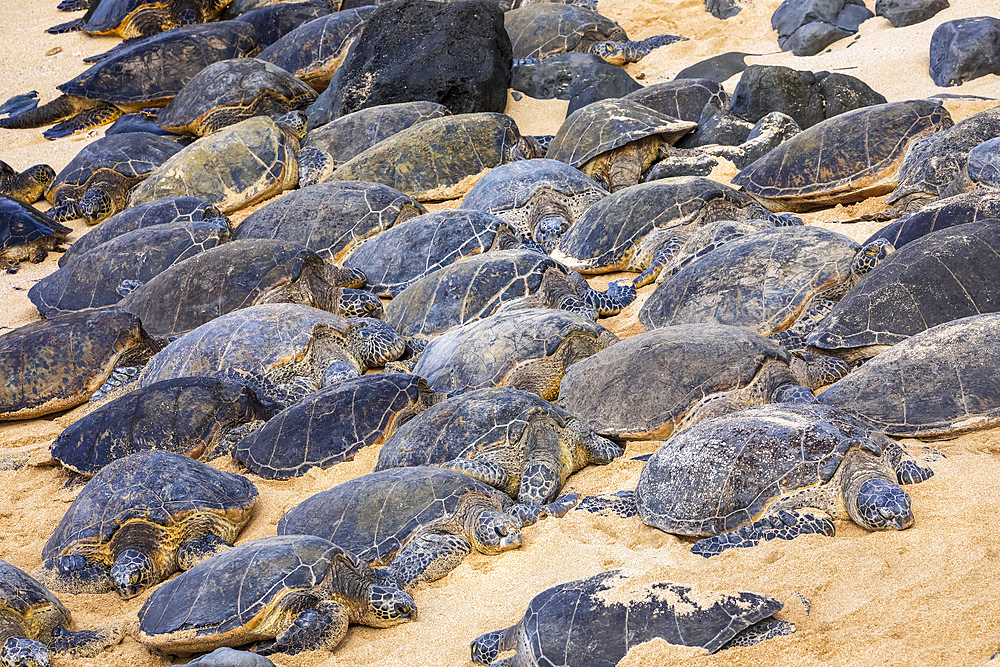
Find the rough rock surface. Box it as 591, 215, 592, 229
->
929, 17, 1000, 86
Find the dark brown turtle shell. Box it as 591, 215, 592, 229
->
0, 196, 70, 270
504, 4, 626, 61
864, 190, 1000, 249
623, 78, 729, 122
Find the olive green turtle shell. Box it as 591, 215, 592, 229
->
504, 4, 626, 61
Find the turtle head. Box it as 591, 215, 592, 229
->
470, 629, 505, 664
364, 583, 416, 627
78, 188, 116, 225
1, 636, 49, 667
854, 478, 914, 531
347, 318, 406, 370
851, 238, 893, 282
534, 216, 570, 248
26, 164, 55, 190
274, 110, 308, 140
591, 40, 627, 65
338, 288, 383, 319
472, 509, 523, 554
109, 549, 155, 599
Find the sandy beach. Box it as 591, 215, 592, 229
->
1, 0, 999, 664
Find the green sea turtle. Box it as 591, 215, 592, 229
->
231, 374, 438, 479
118, 239, 380, 341
470, 570, 793, 665
39, 450, 257, 598
50, 376, 271, 476
0, 310, 157, 421
623, 78, 729, 122
48, 0, 235, 37
864, 190, 1000, 249
231, 0, 329, 46
44, 132, 183, 224
0, 559, 122, 667
732, 99, 953, 211
0, 160, 55, 205
156, 58, 318, 137
0, 22, 258, 139
545, 99, 696, 192
136, 535, 415, 655
0, 196, 71, 273
376, 387, 622, 504
412, 308, 617, 399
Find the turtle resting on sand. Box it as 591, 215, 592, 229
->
48, 0, 235, 37
376, 388, 622, 504
0, 559, 123, 667
0, 196, 70, 273
0, 160, 54, 205
39, 450, 257, 599
136, 535, 415, 656
864, 190, 1000, 250
470, 570, 793, 665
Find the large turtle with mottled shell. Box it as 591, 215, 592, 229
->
48, 0, 234, 37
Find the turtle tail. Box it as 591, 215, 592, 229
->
0, 95, 86, 129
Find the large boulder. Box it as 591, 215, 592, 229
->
310, 0, 511, 124
874, 0, 948, 27
929, 17, 1000, 87
771, 0, 873, 56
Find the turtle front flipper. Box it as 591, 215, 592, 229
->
88, 365, 143, 404
787, 352, 850, 389
1, 636, 49, 667
387, 530, 473, 591
43, 103, 122, 140
176, 534, 229, 571
433, 458, 511, 492
509, 493, 579, 526
267, 601, 350, 655
36, 555, 113, 595
888, 443, 937, 485
47, 200, 80, 223
220, 419, 267, 456
720, 617, 797, 650
46, 18, 84, 33
630, 230, 685, 287
691, 508, 836, 558
583, 279, 636, 316
49, 623, 124, 659
574, 490, 638, 518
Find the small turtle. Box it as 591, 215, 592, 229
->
413, 308, 617, 399
0, 22, 258, 139
129, 112, 304, 213
807, 220, 1000, 362
329, 113, 543, 202
0, 160, 55, 205
865, 190, 1000, 249
470, 570, 793, 665
558, 324, 829, 441
136, 535, 415, 656
376, 387, 622, 504
504, 4, 683, 65
232, 374, 438, 479
234, 181, 425, 263
50, 377, 271, 476
45, 133, 183, 224
29, 217, 233, 317
342, 209, 519, 297
278, 468, 571, 591
941, 136, 1000, 197
623, 78, 729, 122
625, 403, 925, 557
258, 7, 376, 92
0, 196, 71, 273
549, 177, 773, 285
138, 304, 405, 406
39, 450, 257, 599
0, 310, 157, 421
818, 313, 1000, 438
156, 59, 317, 137
383, 249, 634, 339
732, 99, 953, 211
460, 159, 607, 247
545, 99, 696, 192
48, 0, 234, 37
232, 0, 330, 47
118, 239, 380, 340
0, 559, 122, 667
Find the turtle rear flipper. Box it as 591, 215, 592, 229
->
44, 104, 122, 140
691, 509, 836, 558
47, 18, 84, 33
0, 95, 91, 130
49, 622, 124, 659
720, 618, 796, 650
388, 531, 473, 591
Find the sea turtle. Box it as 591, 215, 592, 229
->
50, 376, 271, 476
504, 4, 683, 65
118, 240, 381, 340
48, 0, 235, 37
329, 113, 543, 201
29, 217, 233, 317
549, 177, 774, 285
105, 111, 187, 138
129, 112, 305, 213
0, 196, 71, 273
638, 227, 893, 350
44, 133, 183, 224
232, 374, 438, 479
732, 99, 953, 211
0, 559, 122, 667
545, 99, 697, 192
624, 403, 925, 557
232, 0, 330, 47
623, 78, 730, 122
510, 52, 642, 115
136, 535, 415, 655
818, 313, 1000, 438
807, 220, 1000, 361
0, 160, 55, 205
635, 218, 776, 282
0, 310, 157, 421
864, 190, 1000, 249
39, 450, 257, 599
234, 181, 425, 263
412, 308, 617, 399
0, 22, 258, 139
460, 159, 607, 247
376, 387, 622, 504
470, 570, 793, 665
383, 249, 634, 339
342, 209, 520, 297
138, 304, 405, 406
941, 136, 1000, 197
156, 59, 317, 137
277, 468, 571, 592
257, 7, 376, 92
57, 196, 221, 267
558, 324, 830, 441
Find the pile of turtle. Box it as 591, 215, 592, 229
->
0, 0, 999, 663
